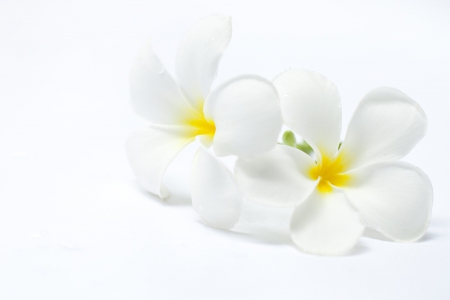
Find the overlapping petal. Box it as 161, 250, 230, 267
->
290, 191, 365, 256
339, 87, 428, 170
126, 126, 194, 198
191, 146, 242, 229
129, 39, 197, 124
235, 145, 317, 207
344, 161, 433, 242
176, 15, 232, 111
273, 69, 342, 160
205, 75, 282, 157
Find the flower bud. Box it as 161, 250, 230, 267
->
282, 130, 296, 147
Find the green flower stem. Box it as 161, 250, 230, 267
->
295, 141, 313, 155
281, 130, 314, 155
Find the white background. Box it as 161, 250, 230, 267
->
1, 0, 450, 299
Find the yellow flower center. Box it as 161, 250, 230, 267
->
308, 153, 350, 193
186, 115, 216, 136
184, 102, 216, 138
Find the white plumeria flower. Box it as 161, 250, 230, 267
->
235, 69, 433, 255
126, 15, 282, 229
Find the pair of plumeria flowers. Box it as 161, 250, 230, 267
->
126, 15, 433, 256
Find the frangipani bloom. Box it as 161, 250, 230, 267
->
126, 15, 282, 229
235, 69, 433, 255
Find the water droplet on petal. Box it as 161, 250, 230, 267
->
240, 217, 250, 225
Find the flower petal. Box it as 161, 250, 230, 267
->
126, 126, 193, 198
191, 146, 242, 229
273, 69, 342, 160
339, 87, 428, 170
205, 75, 282, 157
130, 39, 197, 124
235, 145, 317, 207
344, 161, 433, 242
176, 15, 232, 110
290, 190, 365, 256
